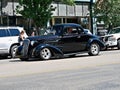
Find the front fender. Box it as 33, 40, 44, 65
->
34, 44, 64, 58
87, 38, 105, 49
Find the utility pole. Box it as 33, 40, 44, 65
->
90, 0, 93, 34
0, 0, 2, 15
12, 0, 14, 16
0, 0, 2, 25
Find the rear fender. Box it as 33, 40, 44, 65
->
34, 44, 63, 58
9, 43, 20, 54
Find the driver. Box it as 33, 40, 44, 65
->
67, 27, 73, 34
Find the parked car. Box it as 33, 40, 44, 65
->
16, 23, 105, 61
97, 29, 108, 37
0, 26, 27, 58
97, 30, 108, 49
104, 27, 120, 49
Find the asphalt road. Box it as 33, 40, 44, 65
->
0, 49, 120, 90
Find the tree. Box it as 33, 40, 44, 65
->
93, 0, 120, 29
16, 0, 74, 35
54, 0, 74, 5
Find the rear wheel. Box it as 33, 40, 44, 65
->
10, 45, 18, 58
117, 40, 120, 49
88, 43, 100, 56
40, 48, 51, 60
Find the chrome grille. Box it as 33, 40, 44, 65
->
21, 39, 30, 57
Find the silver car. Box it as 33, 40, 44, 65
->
0, 26, 27, 58
105, 27, 120, 49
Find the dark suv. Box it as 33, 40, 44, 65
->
16, 23, 105, 61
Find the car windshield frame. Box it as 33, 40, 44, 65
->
109, 28, 120, 34
44, 24, 85, 36
44, 25, 63, 36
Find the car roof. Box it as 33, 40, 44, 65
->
0, 26, 23, 29
112, 27, 120, 29
53, 23, 82, 27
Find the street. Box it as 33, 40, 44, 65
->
0, 49, 120, 90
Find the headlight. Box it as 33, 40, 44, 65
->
108, 36, 116, 41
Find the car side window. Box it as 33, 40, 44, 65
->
115, 28, 120, 33
78, 27, 84, 34
9, 29, 20, 36
71, 28, 78, 34
52, 26, 63, 36
64, 27, 78, 35
0, 29, 8, 37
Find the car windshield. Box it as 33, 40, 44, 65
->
84, 29, 92, 35
44, 26, 63, 36
109, 28, 120, 34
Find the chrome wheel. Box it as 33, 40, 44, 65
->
40, 48, 51, 60
88, 43, 100, 56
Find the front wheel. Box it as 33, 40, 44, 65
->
88, 43, 100, 56
40, 48, 51, 60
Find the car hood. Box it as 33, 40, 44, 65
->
27, 35, 59, 41
102, 34, 113, 38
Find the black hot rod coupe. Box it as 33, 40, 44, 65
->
16, 23, 105, 60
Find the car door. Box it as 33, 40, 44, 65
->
57, 26, 83, 53
76, 27, 91, 51
58, 26, 91, 53
0, 28, 11, 54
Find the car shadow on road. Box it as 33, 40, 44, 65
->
9, 54, 91, 62
9, 58, 41, 62
0, 56, 10, 59
9, 59, 23, 62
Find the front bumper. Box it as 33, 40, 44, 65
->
105, 40, 117, 47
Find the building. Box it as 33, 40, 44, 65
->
0, 0, 96, 34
